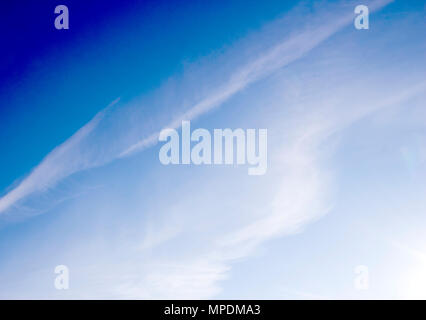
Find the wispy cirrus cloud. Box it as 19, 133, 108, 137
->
0, 99, 119, 216
0, 0, 393, 219
2, 0, 426, 300
131, 82, 426, 299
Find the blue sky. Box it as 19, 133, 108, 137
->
0, 0, 425, 299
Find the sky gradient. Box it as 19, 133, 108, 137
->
0, 0, 426, 299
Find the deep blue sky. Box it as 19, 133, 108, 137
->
0, 0, 296, 192
1, 0, 426, 299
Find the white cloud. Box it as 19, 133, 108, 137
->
0, 0, 392, 218
4, 0, 421, 300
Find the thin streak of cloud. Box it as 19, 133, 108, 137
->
120, 0, 393, 157
114, 80, 426, 299
0, 98, 120, 215
0, 0, 392, 218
